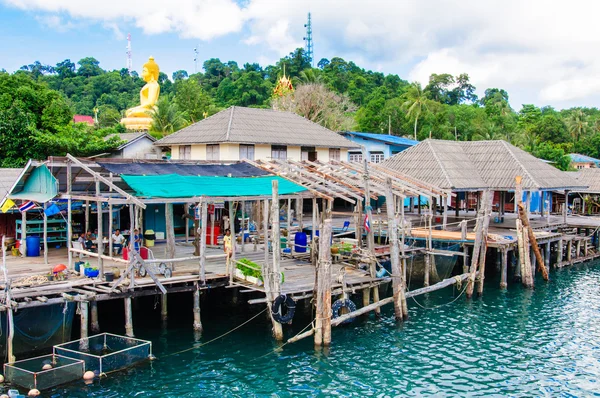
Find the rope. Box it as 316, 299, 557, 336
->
162, 307, 267, 358
253, 319, 315, 361
410, 277, 469, 310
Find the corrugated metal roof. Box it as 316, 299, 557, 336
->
0, 168, 23, 200
104, 132, 156, 150
568, 153, 600, 164
155, 106, 360, 148
97, 162, 269, 177
343, 132, 419, 147
382, 139, 585, 191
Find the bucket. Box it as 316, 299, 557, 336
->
294, 232, 307, 253
104, 272, 114, 282
74, 262, 83, 273
26, 236, 40, 257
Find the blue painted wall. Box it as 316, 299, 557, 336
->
143, 204, 190, 234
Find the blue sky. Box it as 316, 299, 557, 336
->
2, 0, 600, 110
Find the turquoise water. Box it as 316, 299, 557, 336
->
46, 262, 600, 397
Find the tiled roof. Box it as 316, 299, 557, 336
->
155, 106, 359, 149
104, 132, 156, 150
568, 153, 600, 164
382, 139, 585, 191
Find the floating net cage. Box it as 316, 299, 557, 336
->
53, 333, 152, 375
4, 354, 84, 390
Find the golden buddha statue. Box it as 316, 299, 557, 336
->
121, 56, 161, 130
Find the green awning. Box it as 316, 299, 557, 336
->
121, 174, 307, 198
9, 164, 58, 203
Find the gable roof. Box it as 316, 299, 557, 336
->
382, 139, 584, 191
0, 168, 24, 207
154, 106, 359, 149
342, 132, 419, 147
568, 153, 600, 165
569, 168, 600, 193
73, 115, 94, 125
105, 132, 156, 150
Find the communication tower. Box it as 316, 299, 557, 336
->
126, 33, 132, 73
303, 13, 314, 67
194, 47, 199, 73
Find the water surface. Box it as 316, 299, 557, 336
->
46, 263, 600, 397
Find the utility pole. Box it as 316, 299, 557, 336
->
126, 33, 132, 73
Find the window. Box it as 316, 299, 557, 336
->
239, 144, 255, 160
349, 152, 363, 163
329, 148, 341, 161
179, 145, 191, 160
271, 145, 287, 160
370, 151, 385, 163
207, 144, 220, 161
301, 146, 317, 161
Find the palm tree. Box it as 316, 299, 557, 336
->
566, 108, 588, 143
149, 98, 189, 137
402, 82, 434, 140
473, 122, 503, 141
298, 69, 322, 84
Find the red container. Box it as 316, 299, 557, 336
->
206, 225, 221, 245
123, 247, 149, 260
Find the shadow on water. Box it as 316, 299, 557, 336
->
29, 260, 600, 396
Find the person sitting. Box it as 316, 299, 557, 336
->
85, 231, 97, 252
111, 229, 125, 255
91, 229, 98, 239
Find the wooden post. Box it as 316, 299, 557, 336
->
399, 197, 408, 317
461, 220, 468, 273
193, 283, 203, 332
263, 200, 269, 268
385, 179, 406, 320
320, 219, 333, 346
355, 201, 363, 248
558, 238, 564, 266
85, 200, 90, 235
424, 203, 434, 287
517, 219, 534, 287
67, 196, 73, 269
7, 302, 15, 363
43, 202, 48, 265
476, 191, 494, 296
362, 150, 375, 252
108, 203, 113, 256
442, 196, 448, 229
297, 197, 304, 230
199, 200, 207, 283
80, 301, 89, 350
287, 198, 292, 252
545, 243, 551, 270
567, 239, 573, 262
500, 248, 508, 289
124, 297, 134, 337
517, 202, 549, 281
466, 191, 488, 298
90, 301, 99, 333
241, 200, 246, 253
165, 204, 176, 260
576, 239, 581, 259
267, 180, 284, 341
184, 204, 190, 243
161, 293, 168, 322
228, 201, 236, 283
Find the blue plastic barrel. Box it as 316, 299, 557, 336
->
295, 232, 308, 253
26, 236, 41, 257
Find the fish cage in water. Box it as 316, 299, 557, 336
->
53, 333, 152, 375
4, 354, 84, 390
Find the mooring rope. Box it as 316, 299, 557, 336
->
162, 307, 268, 358
409, 277, 469, 310
253, 319, 315, 361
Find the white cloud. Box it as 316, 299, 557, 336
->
7, 0, 600, 108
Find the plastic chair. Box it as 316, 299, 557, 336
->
342, 221, 350, 232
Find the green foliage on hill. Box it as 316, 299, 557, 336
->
5, 47, 600, 169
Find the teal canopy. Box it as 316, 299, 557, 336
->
9, 164, 58, 203
121, 174, 307, 198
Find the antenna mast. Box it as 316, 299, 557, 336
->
303, 12, 314, 67
126, 33, 132, 73
194, 46, 199, 73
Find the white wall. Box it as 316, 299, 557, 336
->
170, 145, 180, 160
316, 147, 330, 162
110, 137, 158, 159
191, 144, 206, 160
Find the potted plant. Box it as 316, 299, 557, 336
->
235, 258, 284, 285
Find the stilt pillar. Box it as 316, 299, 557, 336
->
90, 301, 100, 333
193, 283, 203, 332
161, 293, 168, 322
80, 301, 89, 350
124, 297, 134, 337
500, 248, 508, 289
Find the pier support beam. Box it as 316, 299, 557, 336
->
161, 293, 168, 322
193, 283, 203, 332
385, 179, 407, 320
166, 203, 176, 261
90, 301, 100, 333
315, 219, 333, 346
500, 248, 508, 289
558, 239, 564, 266
80, 301, 89, 350
544, 243, 551, 270
124, 297, 134, 337
265, 181, 284, 341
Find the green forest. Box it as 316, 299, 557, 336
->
1, 47, 599, 169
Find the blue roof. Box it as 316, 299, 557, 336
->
343, 132, 419, 147
568, 153, 600, 164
